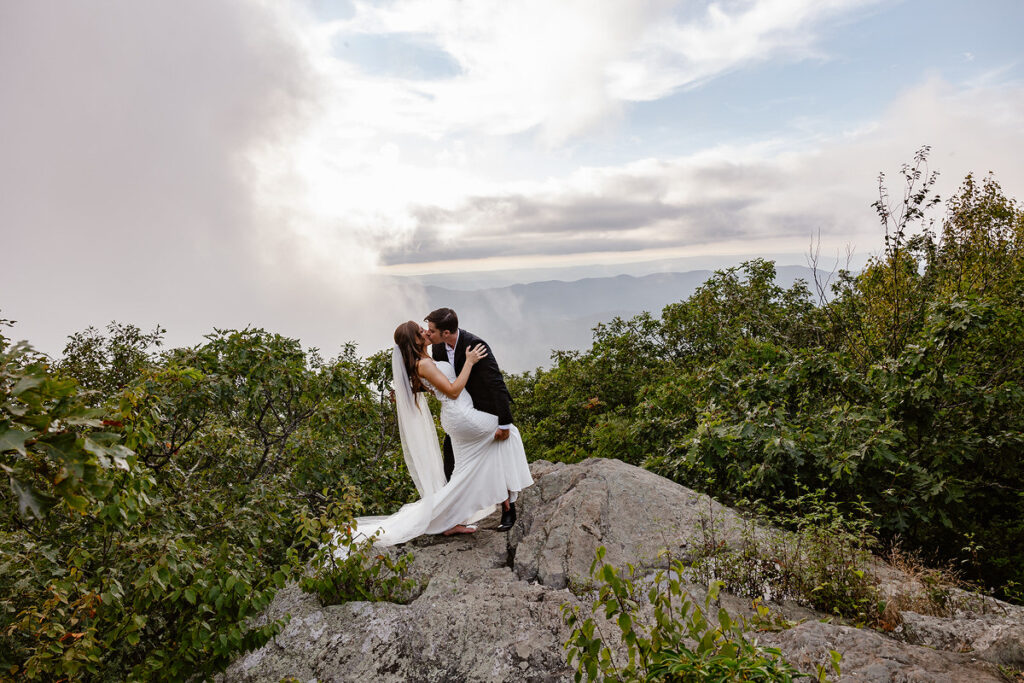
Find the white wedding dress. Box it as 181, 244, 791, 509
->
340, 358, 533, 552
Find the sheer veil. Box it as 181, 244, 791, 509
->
335, 345, 500, 555
391, 344, 446, 498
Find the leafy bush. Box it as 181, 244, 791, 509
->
1, 322, 410, 679
0, 335, 302, 679
55, 322, 165, 401
292, 500, 422, 606
511, 153, 1024, 600
686, 493, 881, 624
562, 547, 841, 682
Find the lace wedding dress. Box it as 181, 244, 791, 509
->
340, 354, 533, 552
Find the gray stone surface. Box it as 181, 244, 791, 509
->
222, 458, 1024, 682
873, 563, 1024, 669
509, 458, 747, 590
895, 610, 1024, 669
762, 620, 1007, 682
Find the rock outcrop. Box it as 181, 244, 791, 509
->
223, 458, 1023, 682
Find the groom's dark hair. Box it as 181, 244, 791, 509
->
426, 307, 459, 334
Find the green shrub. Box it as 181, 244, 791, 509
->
291, 500, 422, 606
1, 323, 406, 679
561, 547, 841, 682
686, 493, 881, 625
0, 337, 292, 679
511, 155, 1024, 600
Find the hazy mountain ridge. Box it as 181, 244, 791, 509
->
422, 265, 817, 371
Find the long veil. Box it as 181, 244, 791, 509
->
394, 350, 494, 526
335, 346, 493, 555
334, 347, 447, 553
391, 345, 446, 497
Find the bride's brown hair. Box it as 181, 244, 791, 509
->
394, 321, 427, 393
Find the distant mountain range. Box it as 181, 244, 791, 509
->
422, 265, 818, 372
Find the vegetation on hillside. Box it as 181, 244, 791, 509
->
509, 150, 1024, 601
0, 324, 413, 679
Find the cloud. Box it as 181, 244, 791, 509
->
278, 0, 889, 275
315, 0, 880, 145
375, 78, 1024, 271
384, 193, 753, 264
4, 0, 1022, 363
332, 32, 463, 80
0, 1, 423, 357
609, 0, 882, 101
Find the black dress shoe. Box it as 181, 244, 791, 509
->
496, 502, 516, 532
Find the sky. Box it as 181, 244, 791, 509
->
2, 0, 1023, 359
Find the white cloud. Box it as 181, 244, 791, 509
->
0, 1, 424, 357
373, 78, 1024, 273
281, 0, 886, 273
4, 0, 1021, 362
305, 0, 881, 147
609, 0, 881, 100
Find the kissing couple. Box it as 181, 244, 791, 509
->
341, 307, 534, 551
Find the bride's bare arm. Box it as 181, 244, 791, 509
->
416, 344, 488, 399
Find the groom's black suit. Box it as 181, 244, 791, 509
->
432, 328, 514, 481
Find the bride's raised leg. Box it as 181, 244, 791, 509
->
442, 524, 477, 536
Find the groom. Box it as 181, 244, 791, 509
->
424, 307, 517, 531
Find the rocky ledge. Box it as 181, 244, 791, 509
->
223, 458, 1024, 682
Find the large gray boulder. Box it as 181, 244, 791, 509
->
223, 458, 1021, 682
509, 459, 748, 590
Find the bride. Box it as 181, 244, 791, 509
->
341, 321, 533, 550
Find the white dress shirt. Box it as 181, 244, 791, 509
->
445, 332, 457, 367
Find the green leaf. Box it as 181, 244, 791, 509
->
10, 477, 49, 519
64, 493, 90, 512
11, 375, 44, 397
109, 444, 133, 470
0, 427, 34, 456
81, 437, 109, 458
830, 648, 843, 673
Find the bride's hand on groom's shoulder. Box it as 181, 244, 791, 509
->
466, 343, 489, 365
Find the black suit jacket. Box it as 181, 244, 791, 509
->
432, 328, 513, 425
